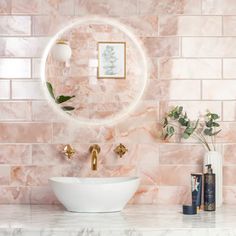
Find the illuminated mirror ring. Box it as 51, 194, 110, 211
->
41, 16, 148, 126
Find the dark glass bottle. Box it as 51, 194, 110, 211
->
204, 164, 216, 211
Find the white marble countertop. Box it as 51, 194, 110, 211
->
1, 204, 236, 235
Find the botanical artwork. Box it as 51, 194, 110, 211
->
98, 42, 126, 79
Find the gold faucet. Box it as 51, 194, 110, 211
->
89, 144, 101, 171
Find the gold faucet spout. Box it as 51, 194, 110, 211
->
89, 144, 101, 171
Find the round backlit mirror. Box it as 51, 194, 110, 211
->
41, 16, 148, 125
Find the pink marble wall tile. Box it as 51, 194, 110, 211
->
159, 58, 222, 79
224, 144, 236, 165
0, 16, 31, 36
75, 0, 138, 16
0, 80, 10, 99
159, 144, 204, 165
202, 0, 236, 15
223, 59, 236, 78
0, 37, 49, 57
12, 80, 45, 100
223, 16, 236, 36
156, 186, 191, 205
0, 145, 31, 164
11, 0, 42, 14
0, 123, 52, 143
120, 16, 158, 37
138, 0, 201, 15
142, 37, 179, 57
130, 185, 158, 204
0, 59, 31, 78
0, 102, 31, 121
0, 0, 11, 14
144, 80, 201, 100
159, 16, 222, 36
224, 166, 236, 185
53, 122, 115, 143
32, 101, 62, 121
223, 102, 236, 122
0, 166, 10, 185
30, 186, 59, 204
182, 37, 236, 57
216, 123, 236, 143
159, 165, 202, 186
32, 58, 41, 78
202, 80, 236, 100
148, 57, 158, 79
0, 187, 30, 204
223, 187, 236, 204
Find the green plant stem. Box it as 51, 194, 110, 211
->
198, 132, 211, 151
211, 135, 216, 151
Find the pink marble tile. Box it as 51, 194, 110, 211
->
142, 37, 179, 57
223, 102, 236, 121
0, 0, 11, 14
130, 185, 158, 204
0, 123, 52, 143
138, 0, 201, 15
224, 166, 236, 185
202, 0, 236, 15
0, 16, 31, 36
0, 102, 31, 121
0, 59, 31, 78
159, 101, 222, 121
11, 0, 42, 14
223, 17, 236, 36
224, 144, 236, 165
223, 187, 236, 204
144, 80, 201, 100
42, 0, 75, 15
182, 37, 236, 57
159, 144, 204, 165
120, 16, 158, 37
75, 0, 138, 16
53, 122, 115, 143
10, 165, 77, 186
159, 165, 202, 186
0, 166, 10, 185
0, 187, 30, 204
159, 16, 221, 36
223, 59, 236, 78
202, 80, 236, 100
32, 58, 41, 78
12, 80, 45, 100
0, 37, 49, 57
148, 57, 158, 79
0, 80, 10, 99
156, 186, 191, 205
31, 186, 59, 204
159, 58, 221, 79
0, 145, 31, 164
32, 101, 62, 121
216, 122, 236, 143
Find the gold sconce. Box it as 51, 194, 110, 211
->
114, 143, 128, 158
63, 144, 75, 160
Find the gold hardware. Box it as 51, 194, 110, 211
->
114, 143, 128, 158
56, 39, 69, 45
89, 144, 101, 171
63, 144, 75, 160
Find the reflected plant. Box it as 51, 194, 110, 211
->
46, 82, 75, 112
162, 106, 221, 151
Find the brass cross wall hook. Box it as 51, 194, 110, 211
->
114, 143, 128, 158
63, 144, 75, 160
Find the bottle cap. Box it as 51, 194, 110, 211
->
182, 205, 197, 215
205, 164, 213, 174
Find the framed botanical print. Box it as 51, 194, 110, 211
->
97, 42, 126, 79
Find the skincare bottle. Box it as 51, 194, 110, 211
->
204, 164, 216, 211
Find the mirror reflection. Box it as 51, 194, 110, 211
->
43, 17, 148, 125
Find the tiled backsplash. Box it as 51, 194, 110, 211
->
0, 0, 236, 204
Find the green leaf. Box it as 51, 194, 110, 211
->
212, 122, 220, 127
182, 132, 190, 139
163, 117, 168, 128
179, 106, 183, 113
56, 95, 75, 104
46, 82, 55, 100
206, 120, 213, 127
61, 106, 75, 111
204, 128, 212, 136
211, 129, 221, 136
211, 113, 220, 120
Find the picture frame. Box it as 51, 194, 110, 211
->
97, 42, 126, 79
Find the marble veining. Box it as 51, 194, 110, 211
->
0, 205, 236, 235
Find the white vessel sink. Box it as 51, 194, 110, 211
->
49, 177, 140, 213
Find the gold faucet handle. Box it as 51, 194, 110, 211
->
63, 144, 75, 160
89, 144, 101, 153
114, 143, 128, 158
